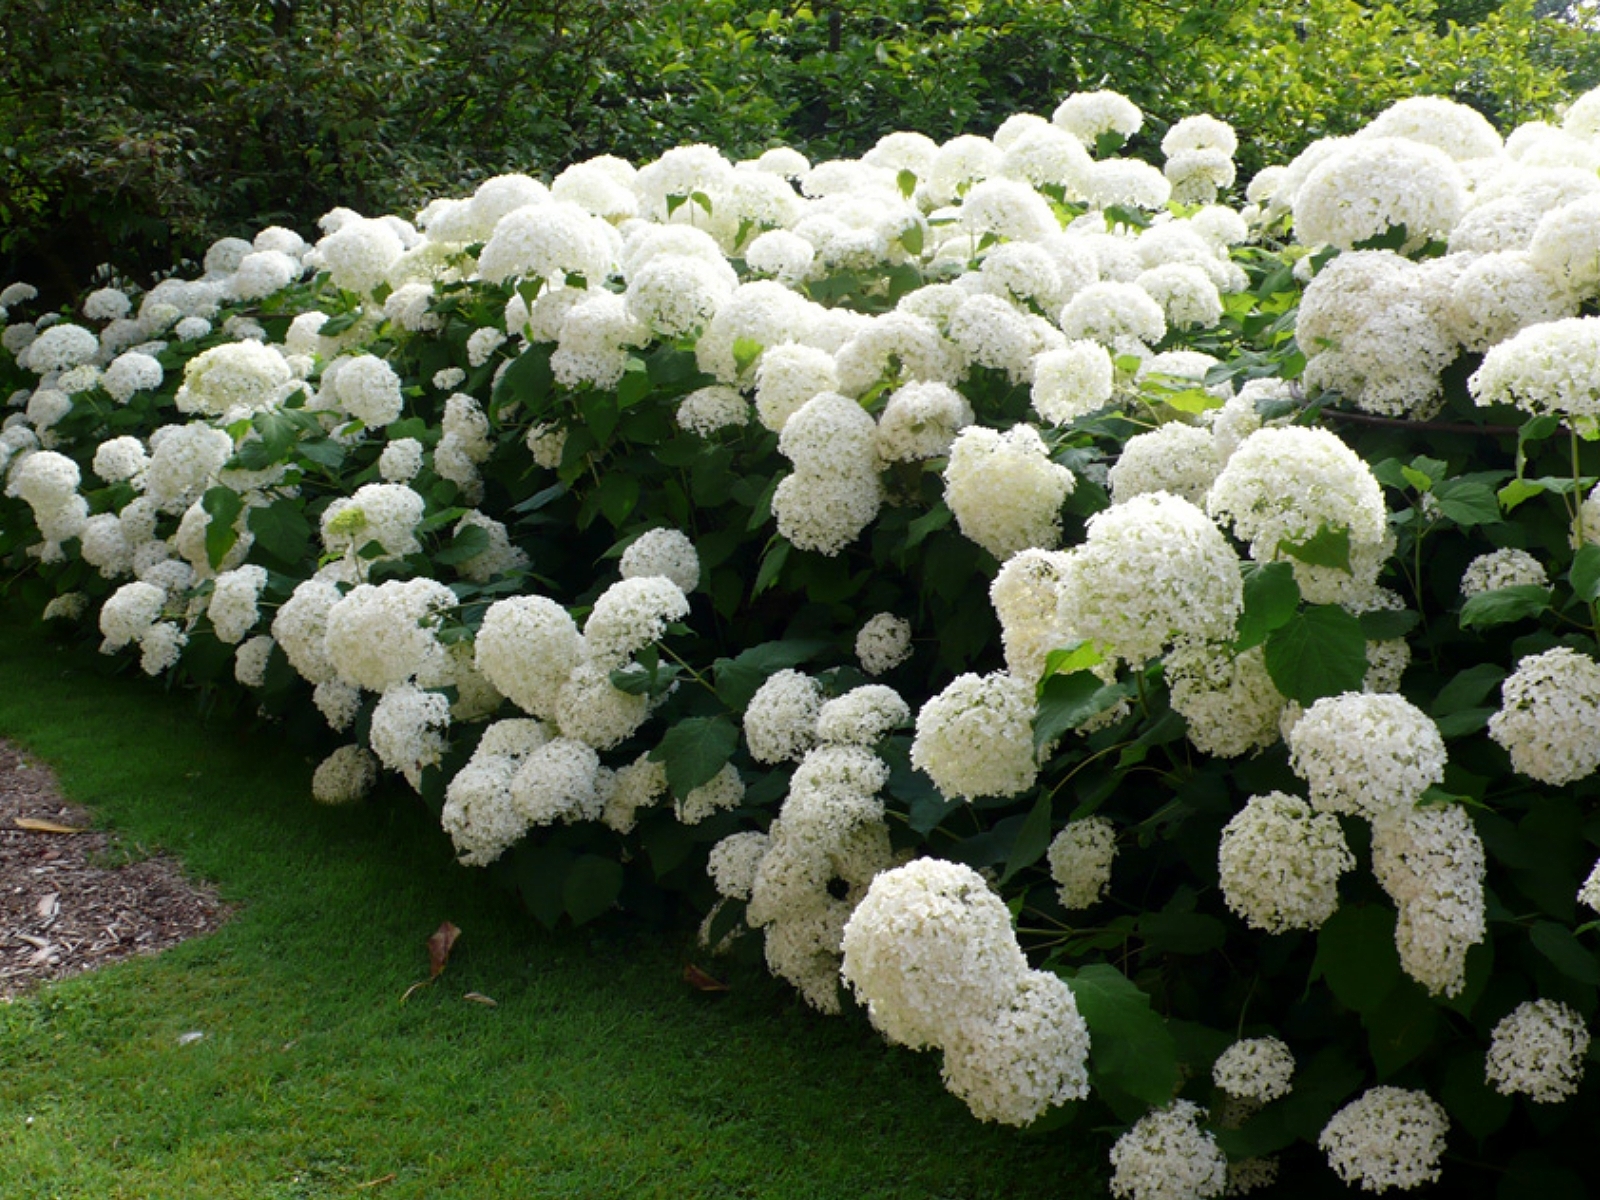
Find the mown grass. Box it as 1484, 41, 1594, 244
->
0, 616, 1104, 1200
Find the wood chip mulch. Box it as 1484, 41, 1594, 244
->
0, 740, 231, 1000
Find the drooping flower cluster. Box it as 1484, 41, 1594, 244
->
1318, 1086, 1450, 1192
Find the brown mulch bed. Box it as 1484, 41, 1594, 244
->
0, 740, 230, 1000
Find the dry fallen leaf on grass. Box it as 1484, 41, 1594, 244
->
427, 921, 460, 979
14, 817, 87, 834
463, 991, 497, 1006
683, 964, 730, 992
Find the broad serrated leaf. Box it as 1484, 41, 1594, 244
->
1034, 672, 1134, 753
1041, 641, 1105, 681
1364, 982, 1438, 1078
1357, 608, 1419, 640
1263, 605, 1368, 704
1431, 663, 1506, 716
1432, 478, 1502, 527
713, 639, 830, 711
247, 499, 311, 565
563, 855, 624, 925
998, 791, 1053, 885
1314, 904, 1401, 1014
491, 344, 554, 412
1458, 584, 1550, 630
650, 716, 739, 797
1531, 920, 1600, 985
432, 522, 491, 566
1498, 477, 1545, 513
903, 502, 952, 551
1572, 544, 1600, 603
1235, 561, 1300, 649
617, 361, 651, 409
1060, 963, 1179, 1106
577, 390, 619, 446
1276, 524, 1351, 572
200, 486, 244, 570
752, 538, 788, 598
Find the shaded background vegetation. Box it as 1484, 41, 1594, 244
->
3, 0, 1598, 301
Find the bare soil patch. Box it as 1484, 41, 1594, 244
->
0, 740, 229, 999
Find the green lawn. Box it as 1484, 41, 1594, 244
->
0, 617, 1103, 1200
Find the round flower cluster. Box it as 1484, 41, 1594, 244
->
582, 575, 690, 668
320, 483, 426, 562
1047, 817, 1117, 909
1318, 1086, 1449, 1193
1287, 693, 1445, 819
1484, 999, 1590, 1104
989, 548, 1076, 685
1052, 89, 1142, 145
328, 353, 404, 428
675, 763, 746, 825
1469, 316, 1600, 425
1487, 647, 1600, 785
311, 745, 378, 805
743, 669, 823, 765
1059, 281, 1166, 347
1107, 422, 1221, 506
1165, 643, 1285, 759
102, 351, 165, 403
1031, 340, 1115, 424
841, 858, 1090, 1125
553, 660, 649, 750
1057, 492, 1242, 666
1459, 547, 1548, 597
773, 391, 883, 556
473, 595, 584, 721
856, 613, 913, 676
368, 683, 450, 791
911, 671, 1038, 801
440, 718, 551, 865
323, 577, 454, 692
1212, 1037, 1294, 1104
677, 385, 750, 435
815, 685, 910, 746
944, 424, 1075, 561
619, 527, 701, 593
206, 564, 269, 645
1371, 803, 1486, 998
1292, 137, 1466, 251
876, 381, 974, 463
1218, 791, 1354, 933
1108, 1100, 1228, 1200
706, 830, 771, 902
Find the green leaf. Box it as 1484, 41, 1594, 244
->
1438, 1048, 1513, 1139
596, 472, 641, 528
1458, 585, 1551, 630
752, 539, 788, 598
1263, 605, 1368, 704
1531, 920, 1600, 985
1060, 963, 1179, 1107
1314, 904, 1401, 1014
713, 639, 830, 711
246, 499, 311, 565
896, 168, 917, 199
432, 522, 491, 566
732, 337, 763, 377
1498, 477, 1545, 513
1572, 544, 1600, 603
1276, 524, 1351, 572
1430, 663, 1506, 717
998, 791, 1053, 885
491, 344, 554, 413
1432, 478, 1502, 527
1399, 464, 1433, 492
200, 486, 244, 571
297, 437, 346, 469
1138, 910, 1226, 956
1034, 672, 1134, 754
577, 391, 619, 447
617, 361, 652, 409
650, 716, 739, 798
563, 855, 624, 925
903, 502, 952, 551
1364, 982, 1438, 1078
1357, 609, 1418, 640
1041, 642, 1105, 680
897, 222, 924, 257
1235, 561, 1300, 649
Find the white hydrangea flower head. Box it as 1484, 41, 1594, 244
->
1059, 491, 1242, 666
1446, 252, 1572, 353
1528, 194, 1600, 297
1212, 1037, 1294, 1104
708, 830, 772, 901
911, 671, 1038, 801
328, 353, 404, 428
1470, 316, 1600, 425
509, 736, 603, 827
773, 390, 883, 556
744, 669, 823, 764
553, 660, 650, 751
1459, 548, 1547, 597
98, 580, 167, 651
226, 249, 300, 301
441, 724, 550, 866
102, 351, 164, 403
751, 341, 838, 433
998, 125, 1095, 199
675, 763, 746, 825
618, 528, 700, 594
475, 595, 585, 722
989, 548, 1077, 685
944, 423, 1074, 561
369, 683, 450, 791
744, 228, 816, 283
378, 437, 424, 483
1580, 857, 1600, 914
1052, 91, 1143, 146
551, 290, 647, 389
855, 612, 912, 677
600, 751, 668, 834
233, 634, 274, 688
476, 200, 617, 288
815, 685, 910, 746
1059, 281, 1166, 347
939, 969, 1091, 1126
1108, 1100, 1228, 1200
834, 310, 957, 397
1484, 999, 1589, 1104
1361, 95, 1502, 160
582, 575, 690, 669
957, 178, 1061, 244
1292, 138, 1467, 251
41, 592, 88, 623
1162, 115, 1238, 204
1165, 643, 1285, 758
173, 340, 292, 419
1135, 263, 1224, 331
1487, 647, 1600, 785
317, 217, 404, 294
695, 280, 819, 384
1031, 339, 1115, 424
1371, 802, 1487, 998
206, 564, 269, 645
323, 578, 455, 693
320, 482, 425, 564
22, 323, 98, 374
312, 745, 378, 805
1286, 693, 1445, 819
1318, 1086, 1449, 1193
624, 252, 737, 338
676, 385, 750, 436
840, 857, 1030, 1049
552, 155, 640, 221
271, 577, 341, 685
1047, 816, 1117, 909
1108, 422, 1221, 506
1218, 791, 1354, 933
138, 620, 187, 676
876, 381, 975, 463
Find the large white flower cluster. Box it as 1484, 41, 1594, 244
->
1487, 647, 1600, 785
1107, 1100, 1228, 1200
1218, 791, 1354, 933
1469, 316, 1600, 425
1484, 999, 1590, 1104
910, 671, 1038, 801
1371, 802, 1486, 998
1046, 817, 1117, 909
1318, 1086, 1449, 1192
840, 858, 1090, 1126
1287, 693, 1446, 819
944, 424, 1075, 561
772, 391, 882, 555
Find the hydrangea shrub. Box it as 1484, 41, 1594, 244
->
8, 84, 1600, 1194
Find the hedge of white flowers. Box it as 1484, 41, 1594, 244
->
8, 83, 1600, 1194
